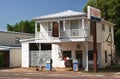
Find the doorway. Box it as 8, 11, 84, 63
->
0, 51, 10, 68
52, 22, 59, 37
62, 51, 72, 67
76, 51, 82, 67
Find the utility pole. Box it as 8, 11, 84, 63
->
88, 6, 101, 72
93, 21, 97, 72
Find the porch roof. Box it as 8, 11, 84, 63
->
20, 37, 86, 43
33, 10, 86, 21
0, 45, 21, 51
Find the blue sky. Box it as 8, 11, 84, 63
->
0, 0, 88, 31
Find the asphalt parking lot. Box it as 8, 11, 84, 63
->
0, 68, 120, 79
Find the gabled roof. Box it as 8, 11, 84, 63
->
33, 10, 86, 20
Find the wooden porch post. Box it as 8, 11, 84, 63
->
35, 22, 37, 33
82, 18, 89, 71
63, 20, 65, 31
85, 42, 88, 71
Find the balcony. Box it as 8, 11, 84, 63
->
36, 29, 88, 40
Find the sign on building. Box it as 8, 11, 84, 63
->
87, 6, 101, 22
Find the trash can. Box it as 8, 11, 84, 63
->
46, 59, 52, 71
73, 59, 78, 71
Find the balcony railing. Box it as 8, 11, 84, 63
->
36, 29, 87, 40
60, 29, 87, 38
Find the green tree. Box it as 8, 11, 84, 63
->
6, 20, 35, 34
83, 0, 120, 55
6, 24, 14, 31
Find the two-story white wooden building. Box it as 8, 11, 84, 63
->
21, 10, 115, 70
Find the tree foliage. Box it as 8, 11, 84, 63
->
6, 20, 35, 34
83, 0, 120, 55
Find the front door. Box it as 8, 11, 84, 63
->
63, 51, 72, 67
76, 51, 82, 67
52, 22, 59, 37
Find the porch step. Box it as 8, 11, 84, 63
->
53, 67, 72, 71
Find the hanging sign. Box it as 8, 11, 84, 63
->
87, 6, 101, 22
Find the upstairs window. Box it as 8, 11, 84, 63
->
71, 20, 78, 29
109, 26, 111, 33
90, 21, 94, 35
48, 22, 52, 31
60, 21, 63, 31
37, 23, 40, 32
102, 24, 105, 31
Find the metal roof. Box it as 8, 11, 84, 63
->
0, 45, 21, 51
33, 10, 86, 20
0, 30, 34, 36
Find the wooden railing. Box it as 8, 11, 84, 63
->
36, 29, 87, 40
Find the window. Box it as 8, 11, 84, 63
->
48, 22, 52, 31
52, 22, 59, 37
15, 37, 20, 44
88, 50, 93, 60
71, 20, 78, 29
109, 26, 111, 33
29, 43, 51, 50
90, 21, 94, 35
37, 23, 40, 32
62, 51, 71, 58
29, 43, 39, 50
41, 43, 52, 50
105, 51, 107, 63
102, 24, 105, 31
60, 21, 63, 31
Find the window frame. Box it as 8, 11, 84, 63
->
37, 23, 40, 32
70, 20, 78, 29
48, 22, 52, 31
109, 26, 111, 33
88, 50, 94, 60
90, 21, 94, 35
60, 21, 63, 31
102, 24, 105, 31
15, 37, 20, 44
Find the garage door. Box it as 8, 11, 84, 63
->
29, 43, 52, 67
30, 51, 51, 67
